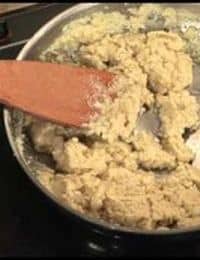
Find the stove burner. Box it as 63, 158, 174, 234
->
0, 20, 10, 44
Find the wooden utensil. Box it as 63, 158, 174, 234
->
0, 60, 114, 127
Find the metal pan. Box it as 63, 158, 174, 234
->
3, 3, 200, 239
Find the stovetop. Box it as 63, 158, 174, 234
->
0, 3, 200, 257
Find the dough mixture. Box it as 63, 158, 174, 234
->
24, 4, 200, 230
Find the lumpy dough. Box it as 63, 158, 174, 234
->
131, 131, 177, 171
137, 31, 193, 94
28, 5, 200, 231
156, 91, 199, 162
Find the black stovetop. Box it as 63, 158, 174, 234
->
0, 3, 200, 257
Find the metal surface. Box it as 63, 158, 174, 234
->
3, 3, 200, 236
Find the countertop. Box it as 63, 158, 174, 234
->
0, 3, 36, 14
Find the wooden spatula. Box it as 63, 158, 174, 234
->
0, 60, 114, 127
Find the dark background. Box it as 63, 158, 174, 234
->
0, 3, 200, 257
